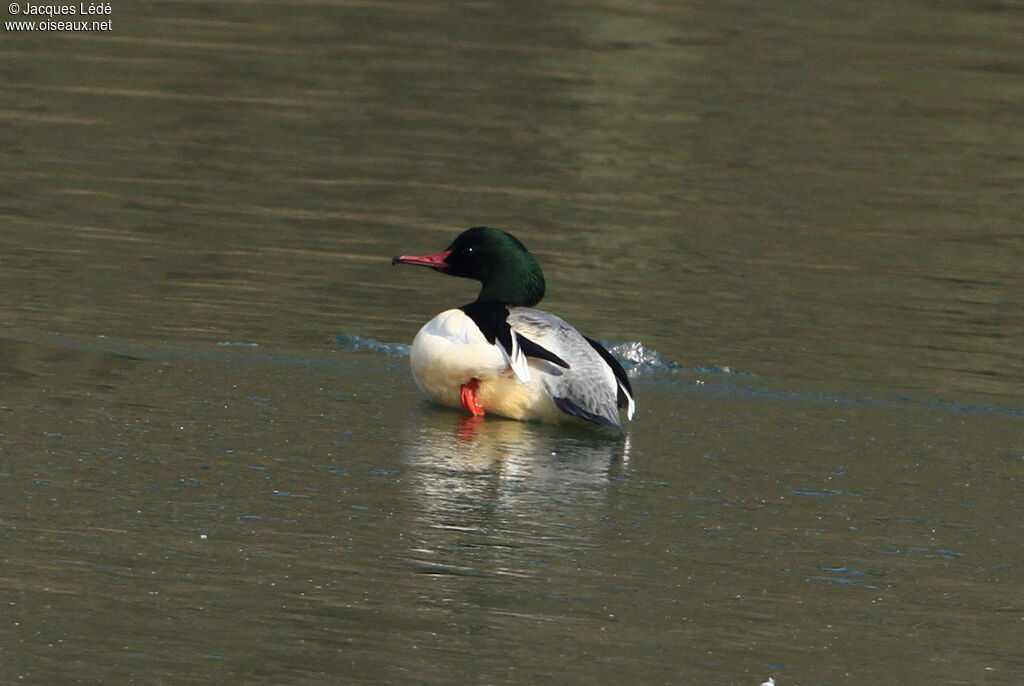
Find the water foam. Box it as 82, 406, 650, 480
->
333, 334, 411, 358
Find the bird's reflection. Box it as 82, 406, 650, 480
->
403, 406, 630, 492
397, 407, 632, 579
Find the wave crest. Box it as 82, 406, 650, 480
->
333, 334, 411, 358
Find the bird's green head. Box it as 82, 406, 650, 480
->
393, 226, 546, 307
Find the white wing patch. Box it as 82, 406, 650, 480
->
620, 381, 636, 420
497, 332, 530, 383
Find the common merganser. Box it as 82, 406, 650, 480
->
392, 226, 636, 432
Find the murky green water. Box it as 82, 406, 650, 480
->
2, 1, 1022, 684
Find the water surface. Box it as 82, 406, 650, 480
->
2, 1, 1022, 684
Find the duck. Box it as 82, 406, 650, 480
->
392, 226, 635, 432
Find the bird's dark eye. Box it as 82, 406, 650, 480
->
463, 246, 475, 255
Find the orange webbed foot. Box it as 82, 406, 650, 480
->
459, 379, 485, 416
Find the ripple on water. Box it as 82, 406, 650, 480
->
332, 332, 747, 378
333, 334, 411, 358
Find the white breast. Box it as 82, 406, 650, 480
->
408, 309, 562, 421
409, 309, 507, 407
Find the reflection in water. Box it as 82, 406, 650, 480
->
397, 409, 630, 578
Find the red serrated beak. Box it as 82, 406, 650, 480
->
391, 249, 452, 269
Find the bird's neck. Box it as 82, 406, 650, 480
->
477, 265, 545, 307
